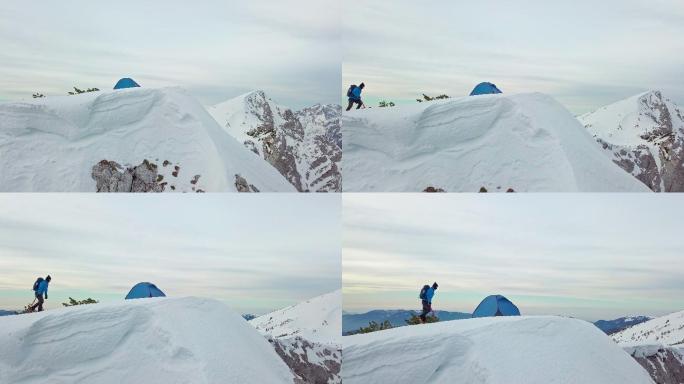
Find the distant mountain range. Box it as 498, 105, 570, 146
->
593, 316, 651, 335
343, 309, 471, 335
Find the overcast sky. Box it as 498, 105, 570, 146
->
343, 194, 684, 321
343, 0, 684, 114
0, 0, 340, 109
0, 194, 340, 315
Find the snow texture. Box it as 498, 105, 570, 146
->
0, 297, 294, 383
0, 87, 295, 192
342, 93, 650, 192
342, 316, 654, 384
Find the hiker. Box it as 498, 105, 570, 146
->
346, 83, 365, 111
419, 282, 438, 323
29, 275, 51, 312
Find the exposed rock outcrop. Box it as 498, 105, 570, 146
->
269, 337, 341, 384
625, 345, 684, 384
92, 160, 164, 192
235, 174, 260, 192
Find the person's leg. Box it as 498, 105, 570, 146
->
346, 100, 354, 111
36, 294, 44, 312
420, 300, 429, 322
355, 100, 363, 109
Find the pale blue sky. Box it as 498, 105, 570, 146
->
343, 194, 684, 321
0, 0, 340, 109
343, 0, 684, 114
0, 194, 340, 315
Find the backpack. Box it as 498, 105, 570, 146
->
33, 277, 44, 292
419, 284, 430, 300
347, 84, 357, 98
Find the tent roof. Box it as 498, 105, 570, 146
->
472, 294, 520, 317
125, 282, 166, 300
469, 82, 502, 96
114, 77, 141, 90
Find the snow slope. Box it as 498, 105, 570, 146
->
343, 93, 650, 192
580, 90, 684, 191
251, 291, 342, 384
613, 310, 684, 347
612, 311, 684, 384
0, 87, 295, 192
208, 91, 341, 192
0, 297, 294, 383
251, 290, 341, 346
343, 316, 653, 384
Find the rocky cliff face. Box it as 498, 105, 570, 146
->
581, 91, 684, 191
268, 337, 341, 384
208, 91, 341, 192
624, 345, 684, 384
249, 291, 341, 384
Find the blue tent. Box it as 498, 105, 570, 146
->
469, 82, 502, 96
125, 282, 166, 300
114, 78, 141, 90
472, 295, 520, 318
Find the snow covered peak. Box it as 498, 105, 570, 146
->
250, 290, 341, 346
343, 316, 653, 384
580, 90, 684, 191
581, 90, 683, 146
612, 310, 684, 347
343, 92, 649, 192
0, 297, 294, 383
208, 91, 341, 192
0, 87, 295, 192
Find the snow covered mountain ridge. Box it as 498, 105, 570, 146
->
0, 87, 295, 192
208, 91, 341, 192
612, 310, 684, 383
342, 92, 650, 192
250, 290, 341, 384
580, 90, 684, 191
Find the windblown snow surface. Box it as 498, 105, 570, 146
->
0, 87, 295, 192
342, 93, 650, 192
342, 316, 654, 384
251, 290, 342, 384
612, 311, 684, 383
0, 297, 294, 384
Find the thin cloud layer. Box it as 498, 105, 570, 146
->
343, 194, 684, 321
0, 0, 340, 108
343, 0, 684, 114
0, 194, 340, 315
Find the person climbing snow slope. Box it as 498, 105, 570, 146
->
419, 282, 438, 323
28, 275, 51, 312
346, 82, 365, 111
